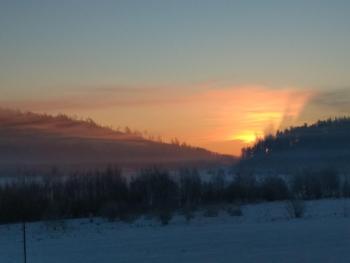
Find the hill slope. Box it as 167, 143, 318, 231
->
0, 108, 232, 171
238, 117, 350, 172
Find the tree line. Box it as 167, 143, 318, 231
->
0, 166, 349, 225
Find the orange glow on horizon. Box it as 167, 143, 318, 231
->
193, 86, 313, 155
231, 132, 260, 144
6, 85, 314, 156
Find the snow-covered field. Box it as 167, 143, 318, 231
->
1, 199, 350, 263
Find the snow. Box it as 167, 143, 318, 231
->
1, 199, 350, 263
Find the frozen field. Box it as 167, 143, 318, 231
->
1, 199, 350, 263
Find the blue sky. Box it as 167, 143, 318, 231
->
1, 0, 350, 96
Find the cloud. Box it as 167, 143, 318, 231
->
298, 87, 350, 122
0, 86, 185, 112
310, 88, 350, 112
81, 85, 166, 94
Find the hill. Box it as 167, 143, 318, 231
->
0, 108, 233, 172
238, 117, 350, 172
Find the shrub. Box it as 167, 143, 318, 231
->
157, 209, 173, 225
181, 203, 196, 223
286, 198, 305, 219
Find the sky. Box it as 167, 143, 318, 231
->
1, 0, 350, 155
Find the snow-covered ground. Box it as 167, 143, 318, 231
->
1, 199, 350, 263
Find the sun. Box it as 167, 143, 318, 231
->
231, 132, 259, 144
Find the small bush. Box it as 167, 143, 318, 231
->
182, 204, 196, 223
286, 198, 305, 219
157, 209, 173, 225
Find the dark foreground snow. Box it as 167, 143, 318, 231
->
1, 199, 350, 263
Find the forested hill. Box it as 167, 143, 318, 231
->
238, 117, 350, 172
0, 108, 233, 171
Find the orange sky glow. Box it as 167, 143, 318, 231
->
4, 85, 313, 156
187, 86, 312, 154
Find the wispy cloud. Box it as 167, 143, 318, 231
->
309, 88, 350, 112
298, 87, 350, 122
0, 86, 186, 112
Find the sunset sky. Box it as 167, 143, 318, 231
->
1, 0, 350, 155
